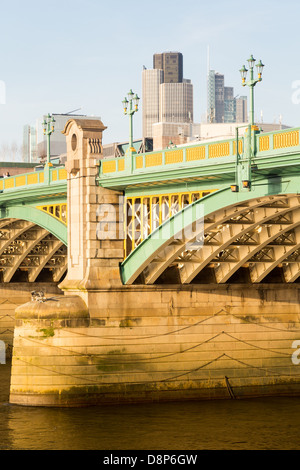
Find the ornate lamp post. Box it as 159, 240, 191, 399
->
42, 113, 55, 184
234, 56, 265, 192
122, 89, 140, 156
239, 55, 264, 126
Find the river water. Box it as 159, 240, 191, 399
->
1, 362, 300, 451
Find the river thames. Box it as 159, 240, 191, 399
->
1, 361, 300, 451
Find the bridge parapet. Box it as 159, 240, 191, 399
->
98, 126, 300, 191
0, 167, 67, 193
256, 127, 300, 155
99, 135, 242, 181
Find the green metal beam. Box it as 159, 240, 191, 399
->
0, 206, 67, 245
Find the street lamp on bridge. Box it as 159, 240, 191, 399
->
122, 89, 140, 157
42, 113, 55, 184
239, 55, 264, 126
235, 56, 265, 192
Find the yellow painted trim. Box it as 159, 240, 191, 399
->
135, 155, 143, 169
165, 149, 183, 165
186, 146, 205, 161
259, 135, 270, 152
102, 160, 117, 174
4, 178, 14, 189
208, 142, 230, 158
27, 173, 39, 185
233, 140, 243, 155
59, 168, 67, 180
36, 203, 68, 225
273, 130, 299, 149
15, 175, 26, 187
118, 159, 125, 172
145, 153, 163, 167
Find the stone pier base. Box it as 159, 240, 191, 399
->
0, 283, 61, 360
9, 284, 300, 407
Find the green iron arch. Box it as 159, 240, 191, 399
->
120, 175, 300, 285
0, 205, 67, 245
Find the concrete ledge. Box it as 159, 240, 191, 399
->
9, 379, 300, 407
15, 295, 89, 323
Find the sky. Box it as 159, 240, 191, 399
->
1, 0, 300, 151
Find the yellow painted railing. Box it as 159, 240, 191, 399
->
0, 167, 67, 191
258, 129, 300, 152
36, 203, 67, 225
273, 130, 299, 149
259, 135, 270, 152
125, 189, 216, 257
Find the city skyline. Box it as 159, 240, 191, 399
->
0, 0, 300, 156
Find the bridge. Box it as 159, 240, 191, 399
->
101, 125, 300, 286
7, 119, 300, 406
1, 125, 300, 286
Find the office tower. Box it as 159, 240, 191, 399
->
142, 68, 164, 140
224, 87, 236, 123
159, 80, 193, 123
236, 96, 248, 123
142, 52, 193, 140
207, 70, 224, 123
207, 70, 247, 123
153, 52, 183, 83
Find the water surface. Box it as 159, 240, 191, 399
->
1, 362, 299, 450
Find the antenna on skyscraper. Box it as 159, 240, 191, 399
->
207, 45, 210, 75
206, 45, 210, 123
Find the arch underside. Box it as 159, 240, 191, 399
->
121, 191, 300, 285
0, 218, 67, 283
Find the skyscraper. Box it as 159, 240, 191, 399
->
235, 96, 248, 123
207, 71, 224, 123
142, 68, 164, 141
142, 52, 193, 140
207, 70, 247, 123
159, 80, 193, 123
224, 86, 235, 123
153, 52, 183, 83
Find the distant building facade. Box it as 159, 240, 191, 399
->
235, 96, 247, 123
207, 70, 247, 123
159, 80, 193, 123
153, 52, 183, 83
142, 69, 164, 140
23, 113, 101, 163
23, 125, 37, 163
